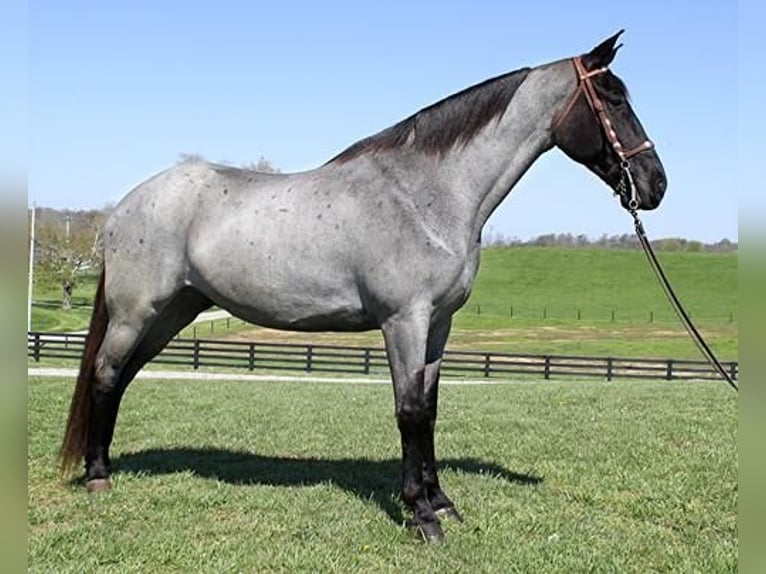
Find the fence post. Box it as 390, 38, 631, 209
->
193, 340, 200, 370
510, 305, 513, 318
544, 355, 551, 380
33, 332, 41, 362
577, 308, 581, 320
477, 304, 481, 315
611, 309, 615, 322
543, 307, 547, 320
306, 345, 314, 372
606, 358, 613, 381
729, 362, 737, 381
363, 348, 371, 375
666, 359, 673, 380
248, 343, 255, 371
226, 317, 231, 329
483, 354, 491, 378
649, 310, 654, 323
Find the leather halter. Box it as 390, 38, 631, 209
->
553, 57, 653, 161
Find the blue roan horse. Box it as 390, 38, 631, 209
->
61, 31, 666, 541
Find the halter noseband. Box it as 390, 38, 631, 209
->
553, 57, 654, 211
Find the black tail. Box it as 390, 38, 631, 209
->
59, 269, 109, 474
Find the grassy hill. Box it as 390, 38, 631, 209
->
445, 246, 737, 360
31, 247, 738, 360
463, 246, 736, 324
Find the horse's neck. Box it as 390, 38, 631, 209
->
435, 63, 572, 247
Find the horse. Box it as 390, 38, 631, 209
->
60, 31, 666, 542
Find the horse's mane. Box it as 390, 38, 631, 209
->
327, 67, 531, 164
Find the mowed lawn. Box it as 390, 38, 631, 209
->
29, 376, 737, 573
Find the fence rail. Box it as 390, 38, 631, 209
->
27, 332, 738, 383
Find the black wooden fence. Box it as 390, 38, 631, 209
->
27, 332, 738, 383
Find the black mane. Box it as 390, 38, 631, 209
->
328, 67, 531, 164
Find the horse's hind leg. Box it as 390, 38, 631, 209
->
85, 289, 212, 491
85, 318, 149, 490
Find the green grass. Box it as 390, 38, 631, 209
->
29, 376, 737, 572
30, 273, 100, 332
31, 304, 94, 332
30, 247, 738, 360
198, 247, 737, 360
464, 246, 737, 324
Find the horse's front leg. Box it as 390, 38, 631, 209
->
422, 318, 463, 522
382, 307, 444, 542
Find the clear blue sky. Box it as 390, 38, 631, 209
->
27, 1, 738, 242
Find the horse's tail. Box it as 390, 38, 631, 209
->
59, 268, 109, 475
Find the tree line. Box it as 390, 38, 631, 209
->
482, 229, 737, 253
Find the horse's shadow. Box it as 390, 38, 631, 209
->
112, 448, 543, 523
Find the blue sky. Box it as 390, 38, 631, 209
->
26, 1, 738, 242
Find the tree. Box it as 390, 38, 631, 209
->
178, 152, 281, 174
246, 155, 281, 174
35, 208, 107, 309
177, 152, 206, 164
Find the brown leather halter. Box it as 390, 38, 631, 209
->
554, 57, 653, 160
553, 57, 654, 210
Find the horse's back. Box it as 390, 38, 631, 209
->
103, 160, 475, 330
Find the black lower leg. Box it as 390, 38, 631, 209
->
84, 380, 125, 485
398, 409, 443, 541
421, 366, 462, 521
423, 428, 462, 523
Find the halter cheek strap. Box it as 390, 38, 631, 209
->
554, 57, 653, 161
553, 57, 654, 209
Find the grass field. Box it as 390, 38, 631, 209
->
29, 376, 737, 572
186, 247, 738, 359
30, 247, 738, 360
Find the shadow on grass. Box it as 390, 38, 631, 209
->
112, 448, 542, 524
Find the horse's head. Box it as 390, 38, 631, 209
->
553, 31, 666, 211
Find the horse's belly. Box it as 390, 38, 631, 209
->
226, 300, 378, 332
188, 242, 376, 331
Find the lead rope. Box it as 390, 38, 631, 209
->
629, 208, 738, 391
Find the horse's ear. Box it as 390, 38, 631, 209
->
582, 30, 624, 70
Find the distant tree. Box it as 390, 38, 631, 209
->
178, 153, 281, 174
481, 231, 736, 251
709, 238, 737, 252
245, 156, 281, 174
482, 225, 509, 246
531, 233, 557, 247
177, 152, 207, 164
653, 238, 682, 251
35, 208, 107, 309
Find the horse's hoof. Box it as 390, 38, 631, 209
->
435, 506, 464, 523
414, 521, 445, 543
85, 478, 112, 493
